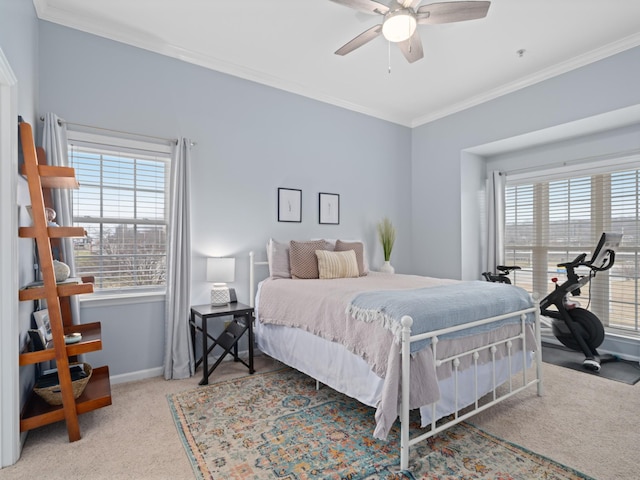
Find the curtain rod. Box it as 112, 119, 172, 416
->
39, 116, 196, 147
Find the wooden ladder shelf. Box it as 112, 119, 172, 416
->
18, 120, 111, 441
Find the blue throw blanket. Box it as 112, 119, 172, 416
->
346, 281, 535, 354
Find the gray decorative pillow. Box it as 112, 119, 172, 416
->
334, 240, 367, 276
316, 250, 359, 279
289, 239, 332, 279
267, 238, 291, 279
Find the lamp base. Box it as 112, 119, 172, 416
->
211, 283, 230, 306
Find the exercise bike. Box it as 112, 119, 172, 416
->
483, 232, 623, 372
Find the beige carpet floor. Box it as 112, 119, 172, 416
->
1, 353, 638, 480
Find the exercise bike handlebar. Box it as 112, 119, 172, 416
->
586, 250, 616, 272
558, 250, 616, 274
557, 253, 588, 270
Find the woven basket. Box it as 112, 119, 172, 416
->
34, 363, 92, 406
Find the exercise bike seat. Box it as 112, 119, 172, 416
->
497, 265, 521, 273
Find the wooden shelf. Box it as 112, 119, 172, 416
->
19, 280, 93, 301
19, 322, 104, 366
19, 226, 87, 238
20, 164, 79, 189
20, 365, 112, 433
17, 120, 111, 441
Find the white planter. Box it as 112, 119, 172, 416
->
379, 261, 395, 274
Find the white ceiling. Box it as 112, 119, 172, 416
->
33, 0, 640, 127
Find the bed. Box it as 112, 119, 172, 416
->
249, 240, 542, 471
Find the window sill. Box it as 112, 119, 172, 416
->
79, 290, 166, 308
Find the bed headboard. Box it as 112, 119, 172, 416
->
249, 251, 269, 308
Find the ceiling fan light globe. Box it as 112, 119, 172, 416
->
382, 11, 417, 42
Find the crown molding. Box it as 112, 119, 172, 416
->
411, 31, 640, 128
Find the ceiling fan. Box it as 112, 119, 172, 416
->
331, 0, 491, 63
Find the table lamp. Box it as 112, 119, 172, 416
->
207, 257, 235, 306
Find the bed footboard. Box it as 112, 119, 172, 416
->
399, 304, 542, 471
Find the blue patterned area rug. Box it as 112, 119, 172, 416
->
168, 368, 594, 480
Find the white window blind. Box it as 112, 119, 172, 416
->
67, 132, 170, 292
505, 159, 640, 334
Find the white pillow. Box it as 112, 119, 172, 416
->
266, 238, 291, 279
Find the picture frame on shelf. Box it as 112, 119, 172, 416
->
27, 329, 46, 351
278, 188, 302, 222
33, 309, 52, 343
319, 192, 340, 225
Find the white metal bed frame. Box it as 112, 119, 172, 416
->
249, 251, 543, 472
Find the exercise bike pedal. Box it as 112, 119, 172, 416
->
582, 358, 601, 372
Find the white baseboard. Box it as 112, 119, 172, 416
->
109, 366, 164, 385
109, 349, 254, 385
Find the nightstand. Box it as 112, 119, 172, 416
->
189, 302, 255, 385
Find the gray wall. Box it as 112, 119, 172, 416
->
37, 21, 413, 377
0, 0, 40, 411
0, 0, 38, 121
410, 46, 640, 281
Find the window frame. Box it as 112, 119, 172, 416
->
504, 155, 640, 336
66, 130, 171, 296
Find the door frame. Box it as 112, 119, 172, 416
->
0, 47, 20, 467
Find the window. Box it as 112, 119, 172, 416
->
504, 159, 640, 335
67, 132, 170, 292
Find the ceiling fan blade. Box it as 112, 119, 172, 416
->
335, 24, 383, 56
401, 0, 423, 9
417, 1, 490, 24
329, 0, 390, 15
397, 30, 424, 63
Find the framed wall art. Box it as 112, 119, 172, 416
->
278, 188, 302, 222
319, 192, 340, 225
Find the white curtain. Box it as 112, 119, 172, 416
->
486, 170, 505, 273
163, 138, 193, 379
42, 113, 80, 324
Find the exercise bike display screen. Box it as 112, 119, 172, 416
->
588, 232, 622, 270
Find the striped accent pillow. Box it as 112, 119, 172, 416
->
289, 240, 331, 279
334, 240, 367, 276
315, 249, 359, 279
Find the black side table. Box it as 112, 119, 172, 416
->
189, 302, 255, 385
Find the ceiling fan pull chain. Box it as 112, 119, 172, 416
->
388, 41, 391, 74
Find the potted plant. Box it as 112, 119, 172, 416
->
377, 217, 396, 273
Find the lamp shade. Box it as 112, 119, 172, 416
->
206, 257, 235, 283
